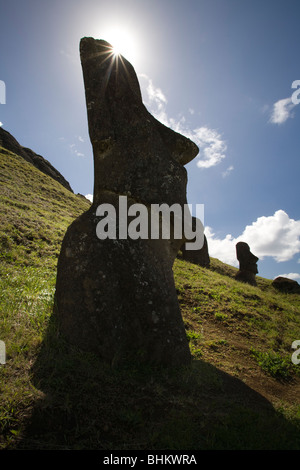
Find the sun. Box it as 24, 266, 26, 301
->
101, 27, 138, 64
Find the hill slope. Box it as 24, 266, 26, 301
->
0, 127, 73, 192
0, 146, 300, 450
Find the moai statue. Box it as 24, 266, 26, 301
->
54, 38, 200, 367
235, 241, 259, 286
181, 217, 210, 267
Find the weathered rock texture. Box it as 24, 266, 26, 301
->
54, 38, 199, 366
272, 276, 300, 294
181, 217, 210, 267
0, 127, 73, 192
235, 241, 259, 286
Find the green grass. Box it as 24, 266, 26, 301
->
0, 147, 90, 269
1, 147, 300, 450
175, 256, 300, 360
250, 348, 295, 380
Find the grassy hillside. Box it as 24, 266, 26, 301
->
0, 146, 300, 450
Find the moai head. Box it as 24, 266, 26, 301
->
79, 37, 199, 208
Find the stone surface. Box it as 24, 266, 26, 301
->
181, 217, 210, 267
235, 241, 259, 286
272, 276, 300, 294
54, 38, 199, 367
0, 127, 73, 192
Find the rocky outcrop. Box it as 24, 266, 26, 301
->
235, 241, 258, 286
272, 276, 300, 294
0, 127, 73, 192
54, 38, 200, 367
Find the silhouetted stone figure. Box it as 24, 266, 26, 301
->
181, 217, 210, 267
54, 38, 200, 367
235, 241, 258, 286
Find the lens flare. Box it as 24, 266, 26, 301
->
101, 27, 138, 64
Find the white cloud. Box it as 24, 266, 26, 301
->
0, 122, 3, 127
241, 210, 300, 262
140, 74, 169, 125
193, 127, 227, 169
205, 227, 238, 266
139, 74, 227, 169
269, 96, 296, 124
222, 165, 234, 178
275, 273, 300, 281
85, 194, 93, 202
78, 136, 85, 142
70, 143, 84, 158
146, 79, 167, 106
205, 210, 300, 266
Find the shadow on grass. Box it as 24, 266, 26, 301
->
16, 314, 300, 451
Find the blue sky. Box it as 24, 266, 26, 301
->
1, 0, 300, 281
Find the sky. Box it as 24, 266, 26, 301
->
1, 0, 300, 281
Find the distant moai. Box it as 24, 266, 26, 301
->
54, 38, 201, 367
235, 241, 258, 286
181, 217, 210, 267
